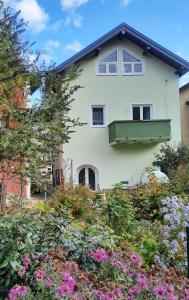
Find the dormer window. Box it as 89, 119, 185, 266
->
122, 50, 143, 75
98, 50, 118, 75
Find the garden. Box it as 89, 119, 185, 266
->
1, 144, 189, 300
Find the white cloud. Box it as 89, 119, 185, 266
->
61, 0, 89, 10
60, 0, 89, 27
9, 0, 49, 33
45, 40, 60, 49
73, 14, 82, 27
121, 0, 132, 6
64, 40, 83, 53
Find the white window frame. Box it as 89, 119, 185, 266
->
122, 49, 144, 76
96, 48, 119, 76
96, 48, 144, 76
90, 104, 107, 128
131, 104, 153, 120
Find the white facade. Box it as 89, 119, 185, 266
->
55, 35, 181, 190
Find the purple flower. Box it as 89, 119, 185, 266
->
130, 253, 142, 267
55, 283, 74, 299
8, 285, 29, 300
44, 278, 53, 287
90, 248, 109, 262
22, 255, 31, 267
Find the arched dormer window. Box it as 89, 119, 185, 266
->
122, 50, 144, 75
97, 50, 118, 75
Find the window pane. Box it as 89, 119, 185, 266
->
79, 168, 85, 186
99, 64, 106, 73
89, 168, 95, 190
134, 63, 143, 73
92, 107, 104, 125
143, 106, 151, 120
101, 50, 117, 62
109, 63, 117, 73
133, 106, 140, 120
124, 63, 132, 73
123, 50, 139, 62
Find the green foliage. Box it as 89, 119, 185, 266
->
153, 143, 189, 176
124, 220, 163, 268
0, 1, 82, 202
103, 184, 135, 234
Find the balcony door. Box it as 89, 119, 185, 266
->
78, 165, 99, 191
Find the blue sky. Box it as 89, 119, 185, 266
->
7, 0, 189, 85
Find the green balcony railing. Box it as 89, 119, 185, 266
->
108, 119, 171, 145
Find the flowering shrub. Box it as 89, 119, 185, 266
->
160, 196, 189, 262
7, 247, 189, 300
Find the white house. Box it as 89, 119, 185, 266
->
53, 23, 189, 190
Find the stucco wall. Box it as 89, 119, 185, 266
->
62, 38, 181, 189
180, 86, 189, 148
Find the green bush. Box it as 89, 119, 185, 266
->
153, 143, 189, 176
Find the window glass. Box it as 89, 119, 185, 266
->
89, 168, 95, 190
92, 107, 104, 126
101, 50, 117, 62
98, 64, 106, 73
123, 50, 139, 62
109, 63, 117, 73
124, 63, 132, 73
143, 106, 151, 120
133, 106, 140, 120
134, 63, 143, 73
79, 168, 85, 186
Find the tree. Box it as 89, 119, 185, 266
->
153, 143, 189, 176
0, 1, 82, 207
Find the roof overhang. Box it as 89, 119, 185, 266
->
53, 23, 189, 76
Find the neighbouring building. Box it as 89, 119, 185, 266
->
180, 83, 189, 148
53, 23, 189, 190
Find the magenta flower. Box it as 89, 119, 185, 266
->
34, 268, 46, 282
90, 248, 109, 262
55, 283, 74, 298
18, 266, 27, 278
130, 253, 142, 267
8, 285, 29, 300
153, 285, 166, 298
22, 255, 31, 267
44, 278, 53, 287
137, 273, 149, 290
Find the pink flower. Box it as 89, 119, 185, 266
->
34, 268, 46, 282
55, 283, 74, 298
22, 255, 31, 267
8, 285, 28, 300
153, 285, 166, 298
63, 272, 75, 288
137, 273, 149, 290
18, 266, 27, 278
90, 248, 109, 262
44, 278, 53, 287
130, 253, 142, 267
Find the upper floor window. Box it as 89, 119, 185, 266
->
97, 48, 144, 76
91, 105, 106, 127
132, 104, 152, 120
122, 50, 144, 75
98, 50, 118, 75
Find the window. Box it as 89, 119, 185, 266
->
98, 50, 118, 75
97, 48, 144, 76
91, 105, 106, 127
122, 50, 143, 75
132, 105, 152, 120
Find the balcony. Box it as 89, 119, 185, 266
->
108, 119, 171, 145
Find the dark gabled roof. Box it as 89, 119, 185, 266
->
180, 82, 189, 91
53, 23, 189, 76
